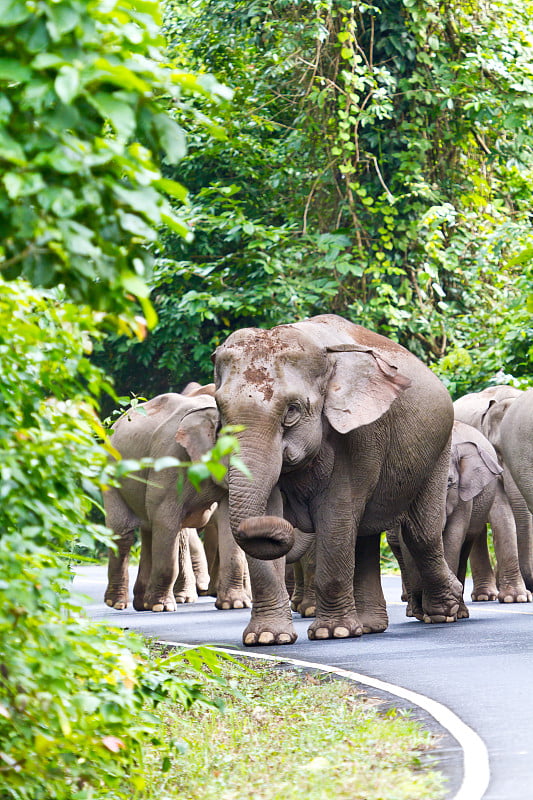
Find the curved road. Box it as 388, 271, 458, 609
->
74, 567, 533, 800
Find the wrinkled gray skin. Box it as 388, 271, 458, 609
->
201, 505, 251, 610
500, 389, 533, 517
454, 386, 533, 602
389, 421, 502, 618
104, 385, 249, 612
214, 314, 463, 646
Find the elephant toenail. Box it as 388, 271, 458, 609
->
258, 632, 275, 644
333, 627, 349, 637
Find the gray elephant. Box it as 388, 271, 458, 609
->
388, 420, 502, 617
454, 385, 533, 601
103, 385, 249, 612
214, 313, 463, 646
500, 388, 533, 515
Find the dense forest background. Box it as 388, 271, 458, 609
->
97, 0, 533, 407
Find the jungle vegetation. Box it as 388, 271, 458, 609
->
1, 1, 533, 798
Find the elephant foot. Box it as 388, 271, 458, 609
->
299, 600, 316, 618
215, 589, 252, 610
142, 592, 177, 612
457, 602, 469, 619
307, 612, 363, 640
290, 592, 303, 612
242, 616, 297, 646
410, 575, 462, 623
497, 585, 532, 604
291, 593, 316, 617
471, 582, 498, 602
359, 610, 388, 634
104, 586, 129, 610
174, 590, 198, 604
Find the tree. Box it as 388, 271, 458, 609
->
100, 0, 533, 401
0, 2, 233, 797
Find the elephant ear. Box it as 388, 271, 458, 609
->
456, 441, 502, 502
324, 344, 412, 433
175, 408, 217, 462
482, 397, 516, 455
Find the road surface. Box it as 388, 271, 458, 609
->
74, 567, 533, 800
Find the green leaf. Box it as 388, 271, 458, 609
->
187, 462, 211, 490
153, 177, 188, 201
55, 66, 80, 103
0, 59, 31, 82
0, 130, 26, 164
88, 93, 137, 139
1, 0, 31, 25
153, 113, 187, 164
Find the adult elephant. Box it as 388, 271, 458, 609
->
454, 385, 533, 600
500, 388, 533, 515
104, 385, 249, 612
214, 314, 463, 646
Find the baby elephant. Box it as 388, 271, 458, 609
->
443, 421, 502, 615
388, 421, 502, 618
104, 385, 224, 612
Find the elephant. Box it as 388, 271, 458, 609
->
388, 420, 503, 617
103, 384, 250, 612
201, 504, 252, 610
214, 313, 463, 646
454, 385, 533, 601
500, 388, 533, 515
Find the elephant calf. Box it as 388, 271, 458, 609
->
388, 421, 502, 617
103, 384, 249, 612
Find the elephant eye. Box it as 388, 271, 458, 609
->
283, 402, 302, 428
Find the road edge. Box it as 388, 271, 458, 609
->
159, 640, 490, 800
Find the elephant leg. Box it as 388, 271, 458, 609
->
385, 527, 410, 605
489, 483, 531, 603
289, 561, 301, 610
441, 507, 470, 619
103, 487, 138, 610
241, 489, 296, 646
104, 528, 135, 610
307, 494, 363, 641
511, 500, 533, 592
215, 498, 252, 610
188, 528, 210, 595
353, 534, 388, 633
297, 546, 317, 618
173, 529, 198, 604
468, 529, 498, 601
143, 514, 181, 612
400, 449, 463, 623
203, 517, 220, 597
133, 525, 152, 610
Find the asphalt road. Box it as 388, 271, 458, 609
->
74, 566, 533, 800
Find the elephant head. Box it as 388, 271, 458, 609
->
214, 318, 411, 559
447, 439, 502, 516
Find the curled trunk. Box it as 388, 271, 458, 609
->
236, 517, 315, 563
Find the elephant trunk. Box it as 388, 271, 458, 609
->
226, 428, 286, 555
236, 517, 315, 563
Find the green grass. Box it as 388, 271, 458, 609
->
144, 656, 447, 800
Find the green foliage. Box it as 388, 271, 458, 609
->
0, 278, 237, 799
0, 4, 239, 797
99, 0, 533, 400
0, 0, 230, 327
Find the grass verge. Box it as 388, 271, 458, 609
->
143, 649, 447, 800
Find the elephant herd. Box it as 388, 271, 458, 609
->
103, 314, 533, 646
